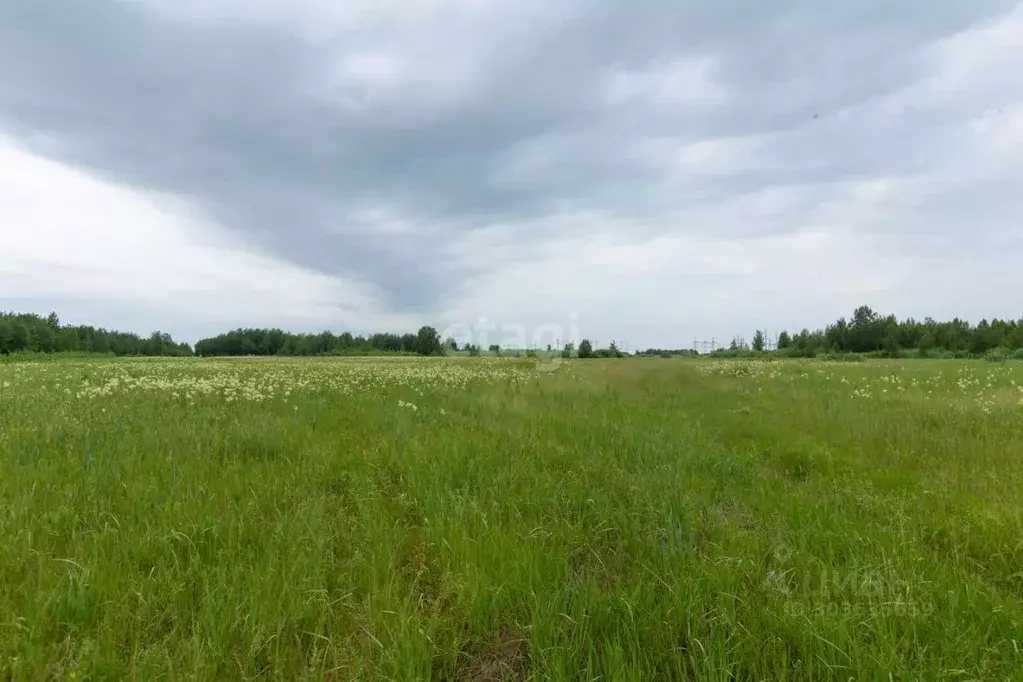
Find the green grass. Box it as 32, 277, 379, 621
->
1, 356, 1021, 680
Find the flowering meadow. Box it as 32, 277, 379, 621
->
1, 356, 1021, 679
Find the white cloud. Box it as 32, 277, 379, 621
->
604, 58, 726, 106
970, 103, 1023, 149
438, 216, 909, 345
670, 135, 764, 176
926, 4, 1023, 97
0, 137, 408, 338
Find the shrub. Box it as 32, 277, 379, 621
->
823, 352, 865, 363
1012, 349, 1023, 361
659, 352, 672, 359
985, 347, 1009, 363
525, 348, 536, 358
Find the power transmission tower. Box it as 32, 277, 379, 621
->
694, 338, 718, 355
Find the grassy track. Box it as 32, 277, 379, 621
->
1, 357, 1021, 680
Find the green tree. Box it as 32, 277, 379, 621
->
10, 323, 30, 352
92, 332, 110, 354
881, 330, 901, 358
1008, 323, 1023, 350
918, 332, 936, 355
240, 336, 258, 355
752, 330, 765, 352
848, 306, 882, 352
970, 320, 1001, 355
777, 331, 791, 350
0, 320, 11, 354
578, 339, 594, 358
35, 325, 56, 353
415, 326, 442, 356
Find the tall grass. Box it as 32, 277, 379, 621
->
1, 357, 1021, 679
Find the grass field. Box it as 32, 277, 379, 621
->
1, 356, 1022, 680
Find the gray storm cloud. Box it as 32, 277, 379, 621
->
1, 0, 1020, 326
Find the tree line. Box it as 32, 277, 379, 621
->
635, 348, 700, 358
193, 326, 445, 357
0, 311, 193, 357
723, 306, 1023, 359
0, 312, 451, 358
7, 306, 1023, 361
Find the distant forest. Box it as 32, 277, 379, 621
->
192, 327, 445, 357
716, 306, 1023, 359
4, 306, 1023, 360
0, 312, 192, 356
0, 311, 448, 358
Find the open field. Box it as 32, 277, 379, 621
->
1, 356, 1022, 680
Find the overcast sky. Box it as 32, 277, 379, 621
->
2, 0, 1022, 349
